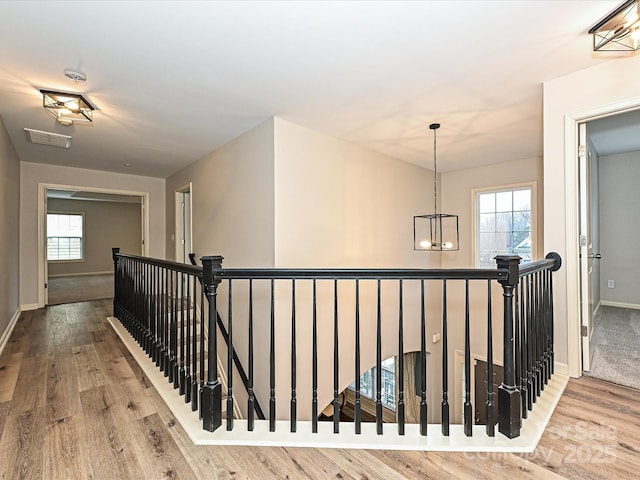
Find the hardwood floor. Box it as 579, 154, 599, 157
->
0, 300, 639, 479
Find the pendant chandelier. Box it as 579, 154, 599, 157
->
413, 123, 459, 251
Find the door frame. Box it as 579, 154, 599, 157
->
564, 98, 640, 377
37, 182, 150, 308
174, 183, 193, 264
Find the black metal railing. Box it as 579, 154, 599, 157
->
112, 248, 561, 440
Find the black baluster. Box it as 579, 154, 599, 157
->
290, 279, 297, 433
420, 280, 427, 436
227, 280, 233, 430
333, 279, 340, 434
519, 279, 528, 419
375, 279, 383, 435
464, 279, 472, 437
247, 279, 255, 431
354, 279, 361, 435
486, 279, 495, 437
179, 272, 187, 395
185, 273, 192, 404
397, 280, 405, 436
442, 279, 450, 437
527, 274, 534, 410
269, 278, 276, 432
312, 279, 318, 433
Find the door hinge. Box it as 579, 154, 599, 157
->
578, 145, 586, 157
581, 325, 588, 337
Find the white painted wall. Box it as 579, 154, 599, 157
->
0, 115, 20, 345
20, 162, 165, 308
543, 55, 640, 374
272, 118, 442, 421
165, 118, 275, 267
598, 151, 640, 306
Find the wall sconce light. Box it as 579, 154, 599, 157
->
589, 0, 640, 53
40, 90, 94, 126
414, 123, 459, 251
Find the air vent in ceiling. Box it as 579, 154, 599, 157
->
24, 128, 72, 149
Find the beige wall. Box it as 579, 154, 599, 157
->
544, 55, 640, 372
47, 198, 142, 276
165, 118, 275, 267
441, 156, 543, 269
0, 115, 20, 344
20, 162, 165, 308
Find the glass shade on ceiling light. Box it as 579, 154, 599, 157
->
41, 90, 94, 125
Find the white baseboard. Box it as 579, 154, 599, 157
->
554, 361, 569, 377
48, 271, 113, 278
0, 307, 21, 357
600, 300, 640, 310
593, 301, 601, 317
20, 303, 39, 311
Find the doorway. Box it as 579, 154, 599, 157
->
575, 109, 640, 387
38, 183, 149, 308
175, 184, 193, 264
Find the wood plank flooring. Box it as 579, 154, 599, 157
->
0, 299, 639, 479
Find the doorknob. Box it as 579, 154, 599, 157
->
587, 253, 602, 259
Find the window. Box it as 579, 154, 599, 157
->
47, 213, 84, 261
475, 185, 534, 268
349, 357, 396, 411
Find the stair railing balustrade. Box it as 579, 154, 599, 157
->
112, 248, 561, 440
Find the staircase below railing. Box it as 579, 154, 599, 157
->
112, 248, 561, 445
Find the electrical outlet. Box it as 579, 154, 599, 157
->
607, 279, 615, 289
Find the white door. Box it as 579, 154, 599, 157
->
579, 122, 596, 372
175, 185, 193, 264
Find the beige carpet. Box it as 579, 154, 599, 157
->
47, 273, 114, 305
586, 305, 640, 391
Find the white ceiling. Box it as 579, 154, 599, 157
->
0, 1, 633, 178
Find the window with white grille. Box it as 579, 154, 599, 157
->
47, 213, 84, 261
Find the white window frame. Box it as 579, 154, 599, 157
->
47, 211, 85, 263
471, 182, 537, 268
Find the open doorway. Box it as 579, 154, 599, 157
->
38, 184, 149, 307
578, 110, 640, 390
175, 183, 193, 264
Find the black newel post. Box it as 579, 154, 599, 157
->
200, 255, 224, 432
112, 247, 120, 318
495, 255, 522, 439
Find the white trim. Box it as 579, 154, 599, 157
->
20, 303, 39, 311
0, 308, 21, 357
38, 183, 150, 309
48, 271, 113, 278
593, 300, 601, 317
564, 97, 640, 379
471, 182, 537, 268
600, 300, 640, 310
553, 362, 569, 377
108, 315, 568, 451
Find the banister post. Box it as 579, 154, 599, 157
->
200, 255, 224, 432
495, 255, 522, 439
112, 247, 120, 319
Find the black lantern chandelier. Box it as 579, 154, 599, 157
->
589, 0, 640, 53
413, 123, 459, 251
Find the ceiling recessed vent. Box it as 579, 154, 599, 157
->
24, 128, 72, 149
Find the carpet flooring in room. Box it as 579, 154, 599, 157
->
47, 273, 114, 305
586, 305, 640, 391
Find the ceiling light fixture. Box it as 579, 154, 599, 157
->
589, 0, 640, 53
40, 89, 94, 125
413, 123, 459, 252
64, 69, 87, 83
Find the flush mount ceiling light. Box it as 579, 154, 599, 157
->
24, 128, 72, 148
589, 0, 640, 53
413, 123, 459, 252
40, 89, 94, 125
